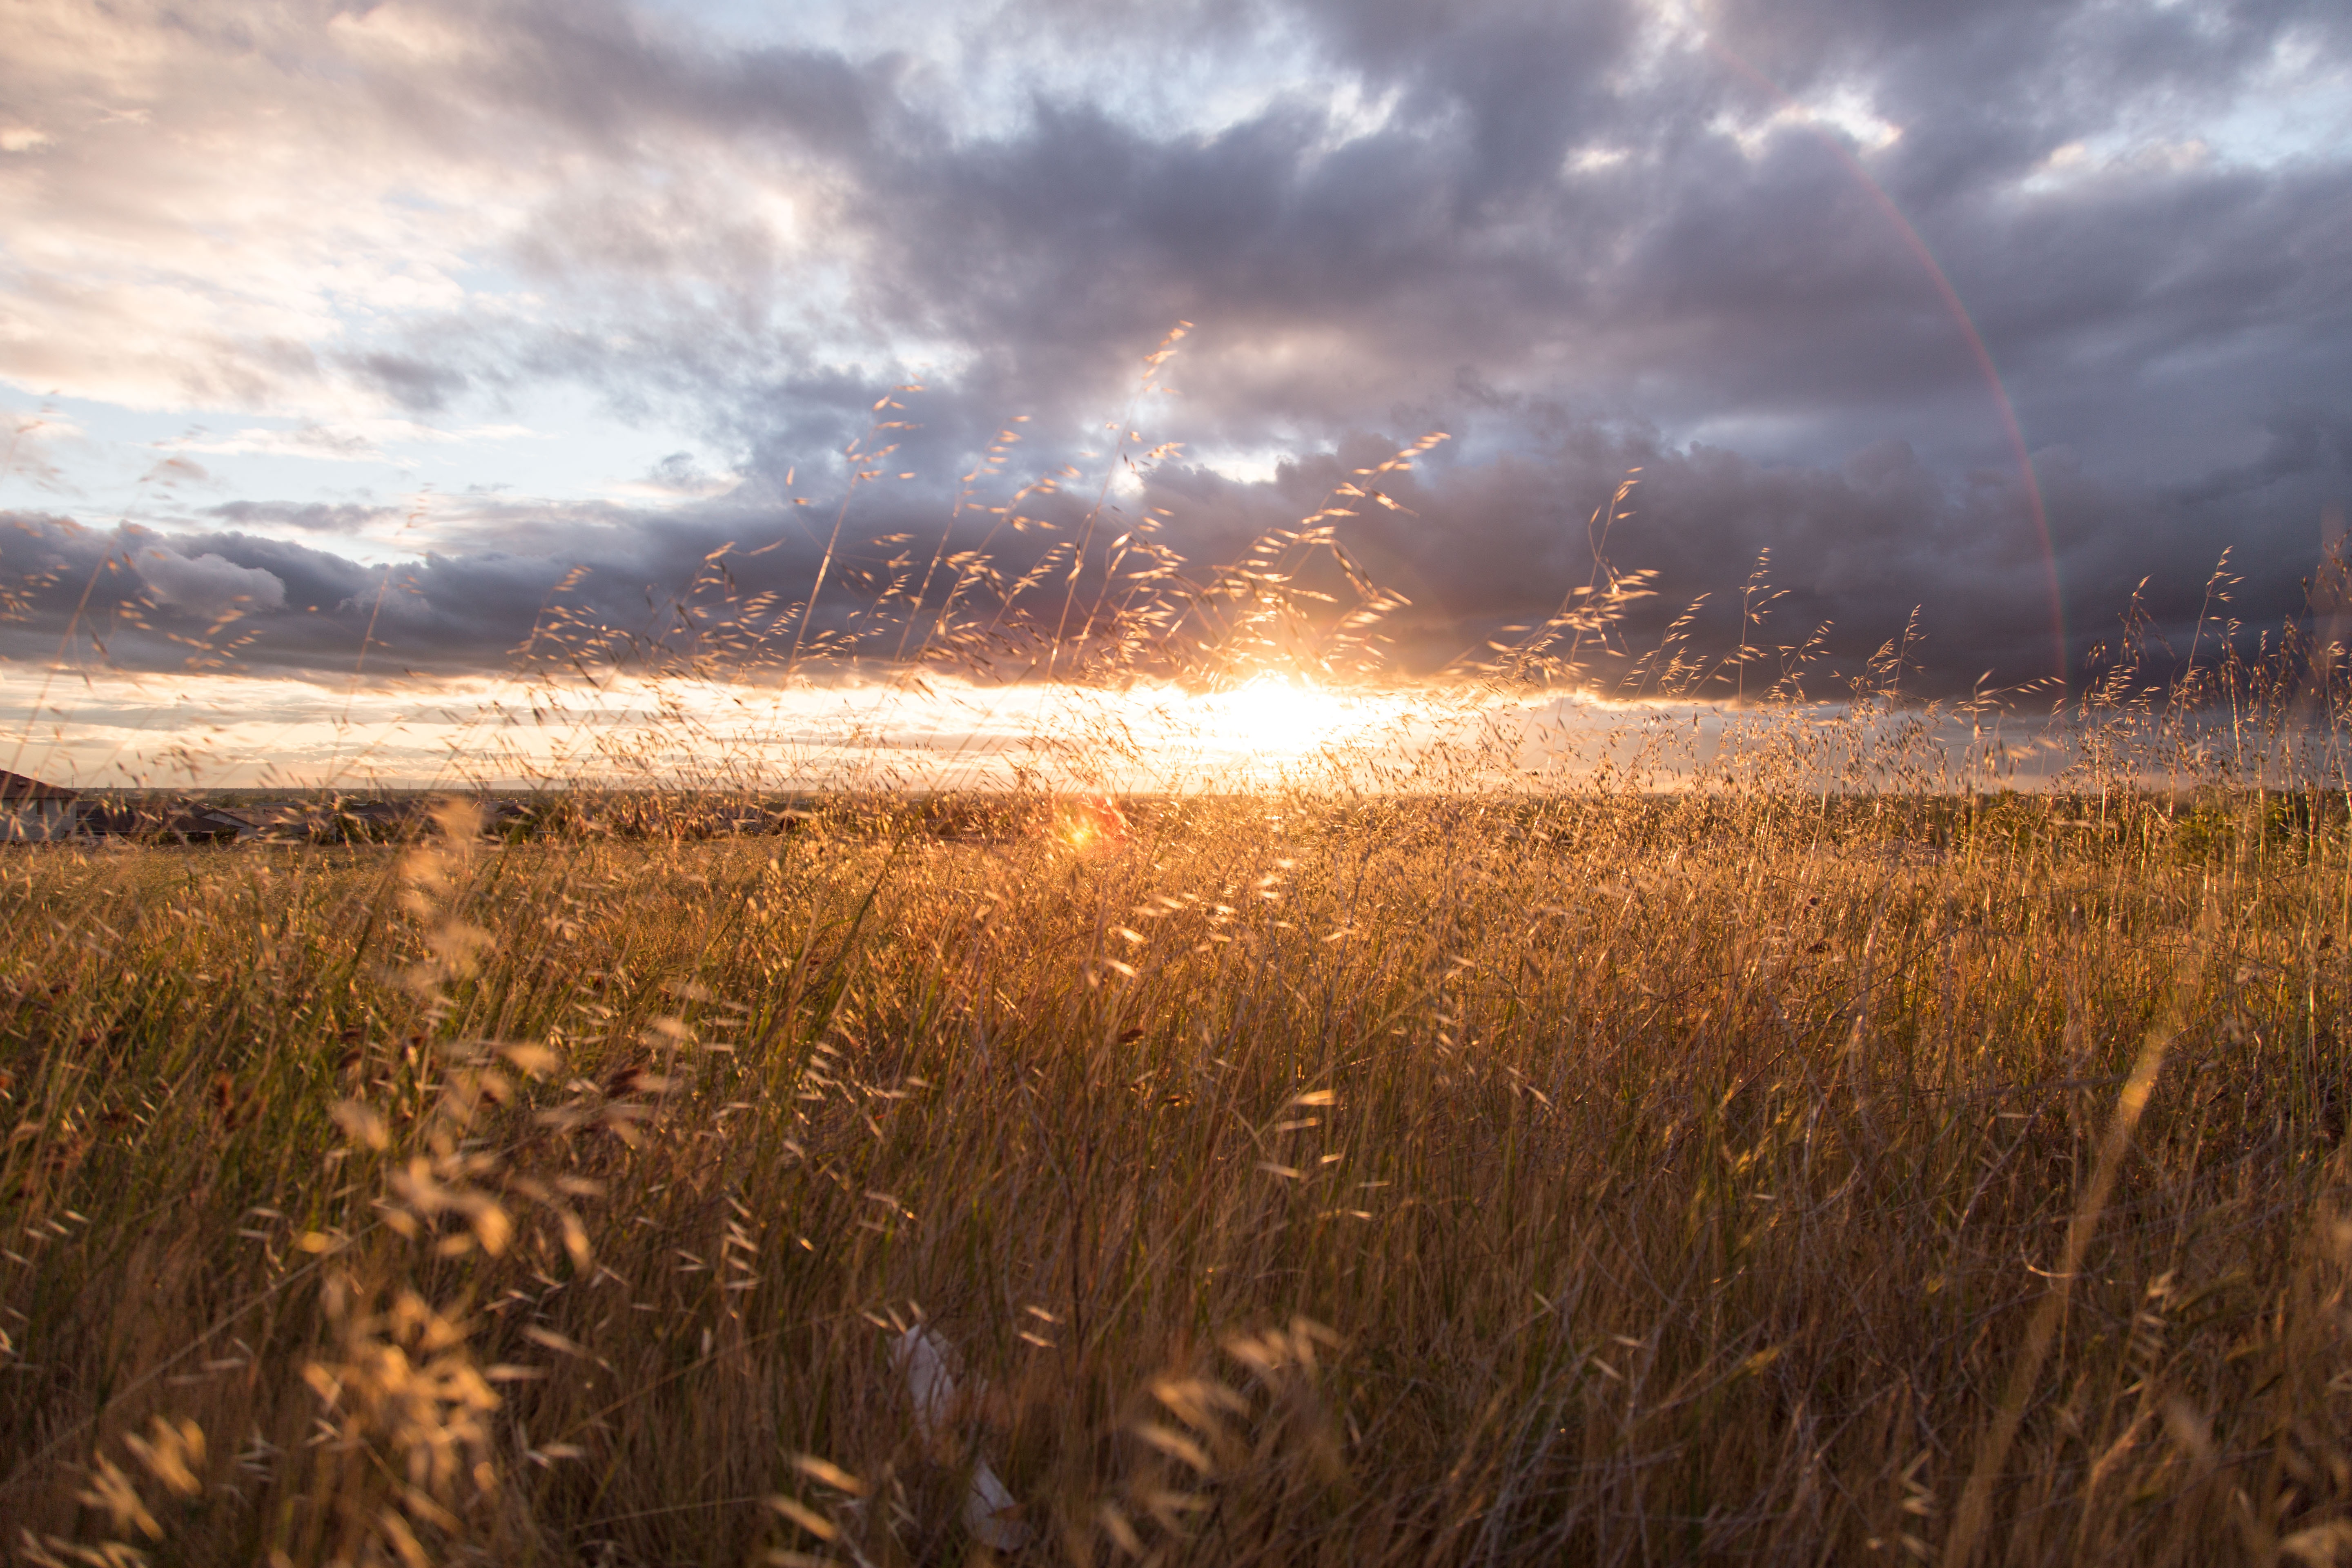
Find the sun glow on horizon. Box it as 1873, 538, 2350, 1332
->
0, 665, 1457, 793
1188, 675, 1371, 760
0, 661, 2097, 797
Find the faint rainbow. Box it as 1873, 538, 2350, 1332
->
1704, 39, 2069, 686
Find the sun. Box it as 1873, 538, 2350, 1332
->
1197, 675, 1358, 757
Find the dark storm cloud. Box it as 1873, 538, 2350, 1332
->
9, 0, 2349, 693
0, 488, 1013, 680
459, 2, 2345, 659
1127, 412, 2348, 692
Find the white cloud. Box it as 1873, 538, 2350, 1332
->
1715, 85, 1903, 159
0, 2, 517, 415
1564, 145, 1634, 174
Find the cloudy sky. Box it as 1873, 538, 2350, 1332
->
2, 0, 2348, 711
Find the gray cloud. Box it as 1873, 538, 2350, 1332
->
0, 0, 2345, 696
207, 501, 405, 532
134, 546, 287, 619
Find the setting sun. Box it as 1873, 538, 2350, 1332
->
1197, 675, 1356, 755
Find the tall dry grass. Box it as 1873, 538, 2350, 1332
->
1, 766, 2349, 1565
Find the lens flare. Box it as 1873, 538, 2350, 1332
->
1057, 792, 1129, 851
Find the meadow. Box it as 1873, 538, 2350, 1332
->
1, 768, 2348, 1567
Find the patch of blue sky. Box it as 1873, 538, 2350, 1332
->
1, 382, 730, 556
2021, 33, 2351, 191
2199, 73, 2352, 170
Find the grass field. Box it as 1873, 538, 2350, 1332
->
1, 777, 2348, 1566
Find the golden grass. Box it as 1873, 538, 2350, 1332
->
0, 779, 2347, 1566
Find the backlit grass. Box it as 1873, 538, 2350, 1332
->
2, 784, 2348, 1566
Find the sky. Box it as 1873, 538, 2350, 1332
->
1, 0, 2349, 766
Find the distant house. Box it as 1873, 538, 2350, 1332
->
0, 770, 82, 842
3, 773, 253, 844
2, 782, 543, 846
